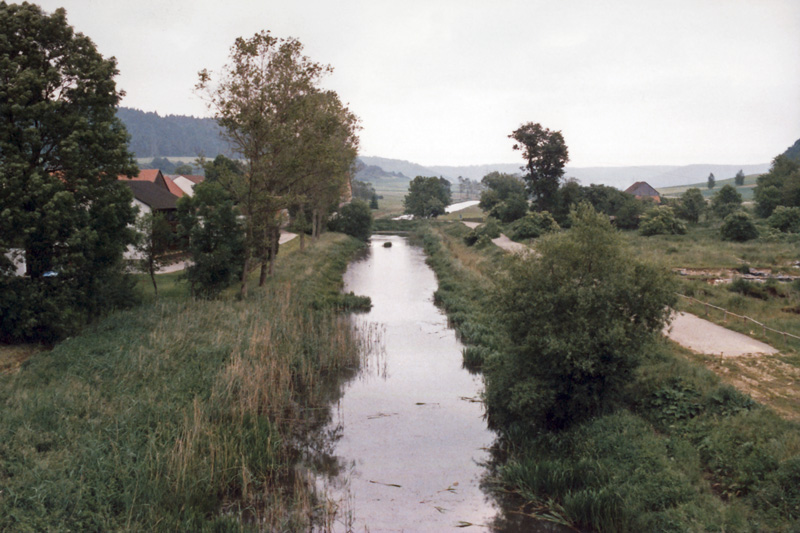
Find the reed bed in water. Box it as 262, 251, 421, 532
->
0, 233, 366, 531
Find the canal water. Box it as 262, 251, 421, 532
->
312, 235, 565, 532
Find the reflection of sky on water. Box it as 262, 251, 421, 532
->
311, 235, 567, 532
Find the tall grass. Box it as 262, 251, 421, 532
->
0, 232, 367, 530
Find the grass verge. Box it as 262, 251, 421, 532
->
0, 232, 367, 530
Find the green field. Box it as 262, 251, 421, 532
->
659, 173, 761, 200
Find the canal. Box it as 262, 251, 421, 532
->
312, 234, 565, 532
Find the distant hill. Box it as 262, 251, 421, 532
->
115, 107, 777, 189
355, 156, 771, 190
117, 107, 232, 158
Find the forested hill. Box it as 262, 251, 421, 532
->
116, 107, 232, 158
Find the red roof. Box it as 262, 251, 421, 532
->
119, 169, 184, 198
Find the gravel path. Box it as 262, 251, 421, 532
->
461, 221, 529, 253
665, 311, 779, 357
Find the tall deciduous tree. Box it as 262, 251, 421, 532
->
734, 169, 746, 186
0, 3, 138, 342
197, 31, 358, 295
707, 173, 716, 189
403, 176, 452, 218
509, 122, 569, 212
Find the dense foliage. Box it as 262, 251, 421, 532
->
177, 182, 245, 298
478, 172, 527, 215
768, 206, 800, 233
403, 175, 452, 217
677, 187, 707, 223
639, 206, 688, 236
420, 220, 800, 532
711, 184, 743, 219
197, 30, 359, 295
553, 181, 645, 228
754, 155, 800, 217
720, 211, 759, 242
508, 211, 560, 241
509, 122, 569, 212
0, 233, 367, 530
485, 204, 676, 432
0, 3, 138, 342
328, 200, 373, 241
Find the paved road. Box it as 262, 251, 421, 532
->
665, 311, 779, 357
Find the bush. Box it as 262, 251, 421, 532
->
463, 218, 502, 246
177, 182, 245, 298
509, 211, 560, 241
485, 204, 676, 432
489, 193, 529, 223
639, 206, 687, 236
768, 206, 800, 233
711, 185, 743, 219
328, 200, 373, 241
720, 211, 759, 242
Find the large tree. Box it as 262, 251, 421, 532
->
509, 122, 569, 212
0, 3, 138, 341
403, 176, 452, 218
197, 31, 357, 296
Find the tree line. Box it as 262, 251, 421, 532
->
116, 107, 233, 159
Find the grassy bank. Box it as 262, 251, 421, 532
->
419, 221, 800, 532
0, 232, 367, 530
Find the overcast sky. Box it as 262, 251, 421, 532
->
36, 0, 800, 167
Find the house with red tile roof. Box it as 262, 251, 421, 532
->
120, 168, 185, 198
624, 181, 661, 203
118, 169, 181, 217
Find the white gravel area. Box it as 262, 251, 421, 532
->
664, 311, 779, 357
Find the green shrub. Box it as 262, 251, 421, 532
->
509, 211, 560, 241
639, 206, 687, 236
720, 211, 759, 242
712, 185, 744, 219
328, 200, 373, 241
729, 278, 769, 300
768, 206, 800, 233
486, 204, 676, 432
489, 193, 528, 223
463, 218, 502, 246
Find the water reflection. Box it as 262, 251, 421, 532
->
309, 235, 569, 532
